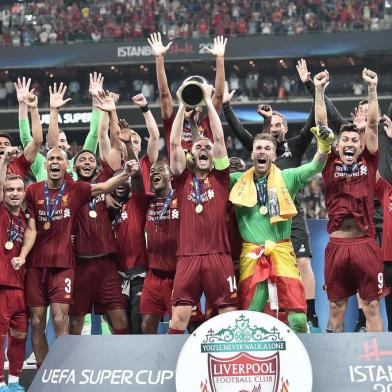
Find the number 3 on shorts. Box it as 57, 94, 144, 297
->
227, 276, 237, 293
65, 277, 72, 294
377, 272, 383, 290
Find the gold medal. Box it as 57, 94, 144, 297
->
43, 222, 51, 230
4, 241, 13, 250
195, 204, 203, 214
89, 210, 98, 219
259, 205, 268, 215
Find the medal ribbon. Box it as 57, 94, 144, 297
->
44, 182, 66, 223
8, 217, 22, 243
254, 177, 268, 206
89, 197, 97, 212
193, 176, 203, 207
154, 189, 175, 225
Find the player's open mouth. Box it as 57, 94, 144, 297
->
151, 174, 162, 184
199, 152, 209, 161
343, 147, 355, 160
50, 164, 61, 173
257, 157, 267, 164
82, 166, 93, 174
0, 151, 4, 156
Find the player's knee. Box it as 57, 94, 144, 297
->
30, 313, 46, 332
287, 312, 307, 333
330, 300, 346, 314
363, 300, 381, 318
51, 312, 67, 328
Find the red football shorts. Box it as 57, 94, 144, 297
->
172, 253, 238, 309
69, 256, 126, 316
325, 237, 390, 301
25, 267, 74, 307
0, 287, 28, 334
140, 269, 175, 317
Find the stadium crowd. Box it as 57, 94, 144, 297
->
1, 32, 392, 392
0, 0, 390, 46
1, 68, 392, 108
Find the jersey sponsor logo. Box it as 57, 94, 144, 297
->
334, 162, 368, 179
176, 311, 312, 392
37, 208, 71, 222
36, 195, 69, 207
147, 200, 180, 222
187, 179, 215, 205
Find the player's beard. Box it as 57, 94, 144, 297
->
76, 168, 96, 182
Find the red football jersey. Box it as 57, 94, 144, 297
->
7, 154, 31, 180
73, 163, 117, 258
111, 194, 148, 272
163, 112, 213, 155
0, 203, 27, 289
25, 180, 92, 268
375, 177, 392, 262
322, 148, 378, 237
175, 168, 231, 256
139, 154, 152, 193
145, 192, 179, 272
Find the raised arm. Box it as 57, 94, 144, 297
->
22, 92, 43, 163
0, 148, 19, 202
148, 32, 173, 120
362, 68, 379, 154
47, 82, 72, 149
206, 36, 227, 112
297, 59, 345, 132
169, 97, 186, 176
91, 159, 139, 197
202, 84, 227, 159
11, 217, 37, 271
15, 77, 33, 147
222, 84, 254, 152
84, 72, 104, 153
257, 104, 272, 133
118, 123, 145, 194
98, 112, 110, 162
95, 90, 122, 171
132, 93, 159, 164
314, 70, 329, 127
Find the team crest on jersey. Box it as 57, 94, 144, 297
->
61, 194, 69, 206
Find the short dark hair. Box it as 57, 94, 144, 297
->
73, 149, 96, 164
0, 132, 13, 145
357, 99, 368, 107
271, 111, 287, 127
253, 133, 277, 151
338, 123, 361, 137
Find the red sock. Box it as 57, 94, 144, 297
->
168, 327, 185, 334
0, 335, 5, 383
8, 334, 27, 378
112, 327, 129, 335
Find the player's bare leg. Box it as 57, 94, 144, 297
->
169, 305, 193, 333
30, 306, 49, 366
141, 315, 161, 334
327, 300, 347, 332
218, 307, 237, 314
50, 303, 69, 337
107, 308, 129, 334
362, 299, 383, 332
69, 316, 85, 335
